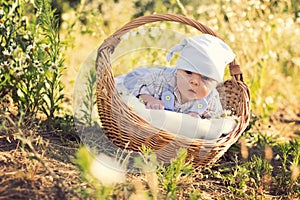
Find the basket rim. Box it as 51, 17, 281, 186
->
101, 13, 244, 81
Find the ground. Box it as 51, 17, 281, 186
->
0, 106, 299, 199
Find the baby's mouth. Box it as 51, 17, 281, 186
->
188, 89, 196, 94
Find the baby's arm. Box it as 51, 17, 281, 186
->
187, 112, 200, 118
139, 94, 164, 110
130, 68, 167, 110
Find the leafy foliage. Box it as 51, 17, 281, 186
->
0, 0, 64, 119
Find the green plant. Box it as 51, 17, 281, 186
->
78, 66, 97, 127
35, 0, 65, 119
276, 139, 300, 195
0, 0, 64, 120
157, 148, 193, 199
223, 161, 253, 197
133, 145, 160, 199
243, 121, 278, 153
248, 155, 273, 191
278, 142, 290, 181
289, 139, 300, 195
189, 189, 202, 200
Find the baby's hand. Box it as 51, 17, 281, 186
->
140, 94, 165, 110
188, 112, 200, 118
139, 94, 164, 110
146, 98, 164, 110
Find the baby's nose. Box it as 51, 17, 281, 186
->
190, 78, 200, 86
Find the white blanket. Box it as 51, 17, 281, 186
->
115, 77, 238, 140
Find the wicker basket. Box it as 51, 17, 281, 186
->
95, 13, 250, 168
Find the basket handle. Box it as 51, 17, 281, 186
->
99, 13, 244, 82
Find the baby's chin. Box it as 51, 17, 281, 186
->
184, 96, 202, 102
180, 91, 208, 102
189, 94, 208, 101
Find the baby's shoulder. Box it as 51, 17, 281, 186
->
162, 67, 176, 74
161, 67, 176, 81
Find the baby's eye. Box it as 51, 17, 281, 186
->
184, 70, 192, 74
201, 76, 210, 81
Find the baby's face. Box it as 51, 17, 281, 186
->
176, 69, 214, 103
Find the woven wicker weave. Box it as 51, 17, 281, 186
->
95, 13, 250, 168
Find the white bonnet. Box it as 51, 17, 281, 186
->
166, 34, 236, 83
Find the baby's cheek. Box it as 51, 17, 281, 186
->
196, 87, 210, 98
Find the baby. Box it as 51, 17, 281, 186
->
123, 34, 236, 118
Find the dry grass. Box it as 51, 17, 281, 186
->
0, 107, 299, 199
0, 116, 85, 200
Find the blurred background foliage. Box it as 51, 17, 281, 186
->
1, 0, 299, 132
56, 0, 300, 121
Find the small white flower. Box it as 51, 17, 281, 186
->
25, 54, 31, 63
90, 154, 126, 186
0, 61, 10, 70
2, 49, 11, 58
0, 7, 4, 16
9, 42, 18, 52
14, 67, 24, 76
22, 62, 29, 71
49, 62, 58, 72
26, 44, 34, 53
0, 19, 4, 29
23, 34, 29, 40
37, 67, 44, 74
41, 43, 50, 52
33, 60, 41, 67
